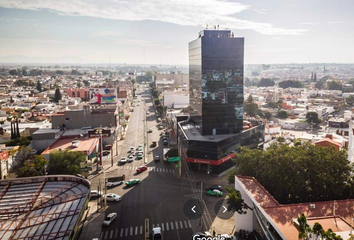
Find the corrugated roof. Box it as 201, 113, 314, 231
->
0, 175, 90, 240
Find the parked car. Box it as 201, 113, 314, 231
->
102, 212, 117, 227
147, 128, 153, 133
120, 157, 127, 164
107, 181, 123, 187
129, 147, 135, 153
137, 153, 143, 160
206, 189, 223, 197
136, 166, 148, 174
154, 155, 160, 162
105, 193, 122, 202
151, 141, 157, 148
102, 150, 110, 156
125, 179, 141, 187
163, 139, 168, 145
152, 227, 163, 240
90, 190, 103, 199
207, 185, 222, 191
103, 145, 112, 150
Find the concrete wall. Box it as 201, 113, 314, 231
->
234, 176, 254, 232
163, 95, 189, 108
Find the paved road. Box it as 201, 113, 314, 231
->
90, 85, 194, 240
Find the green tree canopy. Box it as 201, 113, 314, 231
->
225, 186, 252, 214
230, 143, 353, 204
48, 150, 86, 175
328, 81, 343, 91
257, 78, 275, 87
306, 112, 321, 126
264, 111, 272, 120
83, 80, 90, 87
36, 80, 42, 92
244, 95, 258, 117
279, 80, 304, 89
54, 88, 62, 102
278, 110, 288, 119
18, 155, 48, 177
9, 69, 18, 76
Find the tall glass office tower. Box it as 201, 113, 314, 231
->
189, 30, 244, 136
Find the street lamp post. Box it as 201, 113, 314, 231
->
95, 126, 106, 208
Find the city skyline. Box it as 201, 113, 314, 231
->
0, 0, 353, 64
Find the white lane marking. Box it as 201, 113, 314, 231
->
125, 228, 128, 237
135, 226, 138, 235
110, 230, 113, 239
100, 232, 103, 240
115, 229, 118, 238
161, 223, 164, 231
104, 231, 108, 239
166, 222, 169, 231
152, 224, 155, 228
171, 222, 174, 230
140, 225, 143, 234
120, 229, 123, 237
188, 220, 192, 228
173, 170, 175, 173
130, 226, 133, 235
175, 221, 179, 230
184, 221, 188, 228
180, 221, 183, 229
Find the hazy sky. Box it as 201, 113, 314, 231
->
0, 0, 353, 65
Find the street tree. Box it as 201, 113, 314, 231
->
257, 78, 275, 87
18, 155, 48, 177
9, 69, 18, 76
264, 111, 272, 120
306, 112, 321, 126
54, 88, 62, 102
48, 150, 85, 175
278, 110, 288, 119
244, 95, 258, 117
36, 80, 42, 92
328, 81, 343, 91
225, 186, 252, 214
229, 143, 353, 204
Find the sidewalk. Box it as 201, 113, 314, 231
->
79, 201, 106, 240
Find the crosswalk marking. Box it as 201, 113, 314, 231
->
118, 166, 176, 174
101, 220, 193, 239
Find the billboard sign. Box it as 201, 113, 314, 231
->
0, 151, 8, 161
168, 157, 181, 162
89, 88, 117, 104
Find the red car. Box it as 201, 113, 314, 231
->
136, 166, 148, 174
103, 145, 112, 150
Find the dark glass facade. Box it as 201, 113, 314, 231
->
189, 30, 244, 136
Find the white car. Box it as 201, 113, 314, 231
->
120, 157, 127, 164
128, 155, 134, 162
102, 212, 117, 226
152, 227, 163, 240
105, 193, 122, 202
90, 190, 102, 198
107, 181, 123, 187
129, 147, 135, 153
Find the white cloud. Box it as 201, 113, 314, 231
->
301, 22, 319, 25
0, 0, 306, 35
328, 21, 345, 25
253, 8, 267, 14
